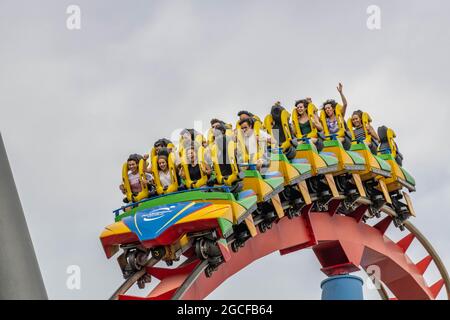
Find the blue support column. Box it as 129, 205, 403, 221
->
321, 275, 364, 300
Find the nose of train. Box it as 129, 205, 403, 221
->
99, 221, 138, 258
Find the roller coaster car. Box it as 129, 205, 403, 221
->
318, 105, 369, 207
209, 135, 263, 250
214, 130, 285, 233
151, 151, 179, 195
347, 113, 394, 214
122, 158, 150, 203
100, 186, 258, 279
264, 106, 342, 211
241, 165, 285, 232
267, 149, 313, 217
235, 123, 287, 227
376, 126, 416, 228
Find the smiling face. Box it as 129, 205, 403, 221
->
158, 158, 168, 171
296, 103, 307, 115
324, 104, 335, 117
127, 160, 138, 174
352, 114, 362, 128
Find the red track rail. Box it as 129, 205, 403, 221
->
119, 206, 448, 300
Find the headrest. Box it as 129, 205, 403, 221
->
154, 138, 172, 148
378, 126, 388, 143
271, 104, 286, 124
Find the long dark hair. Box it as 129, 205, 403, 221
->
322, 99, 338, 118
295, 99, 309, 108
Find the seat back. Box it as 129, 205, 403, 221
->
377, 126, 399, 159
264, 106, 294, 152
211, 136, 239, 186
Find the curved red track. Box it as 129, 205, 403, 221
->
119, 204, 447, 300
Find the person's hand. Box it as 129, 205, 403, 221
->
119, 184, 126, 194
256, 159, 264, 171
337, 83, 344, 93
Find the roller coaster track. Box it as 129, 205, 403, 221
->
109, 257, 159, 300
114, 201, 449, 300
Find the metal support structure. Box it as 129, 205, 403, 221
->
321, 275, 364, 300
0, 133, 47, 299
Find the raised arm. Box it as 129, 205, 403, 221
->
337, 83, 348, 116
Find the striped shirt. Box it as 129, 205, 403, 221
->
354, 127, 366, 141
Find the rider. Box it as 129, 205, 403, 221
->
156, 154, 174, 190
237, 118, 270, 172
351, 109, 380, 153
119, 154, 154, 203
180, 146, 212, 182
294, 98, 323, 144
322, 83, 350, 147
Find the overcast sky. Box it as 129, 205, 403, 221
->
0, 0, 449, 300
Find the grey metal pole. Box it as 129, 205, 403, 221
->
0, 132, 47, 299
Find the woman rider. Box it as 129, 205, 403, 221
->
322, 83, 351, 148
156, 154, 172, 190
295, 98, 323, 144
351, 109, 380, 154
